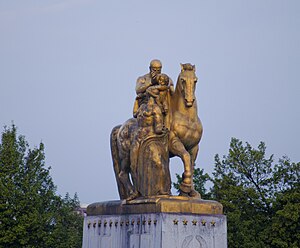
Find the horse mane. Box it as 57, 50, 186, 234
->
181, 63, 195, 71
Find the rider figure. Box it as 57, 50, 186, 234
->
133, 59, 174, 117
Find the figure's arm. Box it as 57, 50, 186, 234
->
149, 85, 168, 91
157, 85, 169, 91
147, 85, 167, 98
133, 97, 139, 118
136, 77, 152, 94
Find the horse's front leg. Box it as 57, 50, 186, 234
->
169, 135, 192, 194
188, 145, 201, 198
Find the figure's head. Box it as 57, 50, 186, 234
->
149, 59, 162, 79
155, 73, 169, 86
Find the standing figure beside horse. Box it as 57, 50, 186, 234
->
110, 60, 203, 201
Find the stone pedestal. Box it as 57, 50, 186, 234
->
82, 196, 227, 248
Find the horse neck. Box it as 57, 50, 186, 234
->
171, 81, 198, 120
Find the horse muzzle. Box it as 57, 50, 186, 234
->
185, 99, 194, 107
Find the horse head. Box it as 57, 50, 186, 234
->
176, 63, 198, 107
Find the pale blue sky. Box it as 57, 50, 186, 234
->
0, 0, 299, 204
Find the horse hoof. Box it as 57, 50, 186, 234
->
179, 182, 192, 194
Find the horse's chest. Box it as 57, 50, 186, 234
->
173, 118, 202, 146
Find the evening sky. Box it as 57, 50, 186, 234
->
0, 0, 299, 204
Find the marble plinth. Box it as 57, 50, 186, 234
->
82, 196, 227, 248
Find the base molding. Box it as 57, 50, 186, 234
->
87, 196, 223, 216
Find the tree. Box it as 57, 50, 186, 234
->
210, 138, 300, 248
270, 158, 300, 248
174, 138, 300, 247
46, 193, 83, 248
0, 124, 83, 247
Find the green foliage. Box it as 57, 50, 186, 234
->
211, 138, 275, 247
270, 159, 300, 248
210, 138, 300, 248
46, 193, 83, 248
174, 138, 300, 247
0, 124, 83, 248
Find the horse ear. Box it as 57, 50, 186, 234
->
180, 63, 184, 72
192, 65, 196, 72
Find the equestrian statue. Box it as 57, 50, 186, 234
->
110, 60, 203, 201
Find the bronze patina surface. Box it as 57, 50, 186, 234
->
110, 61, 203, 201
87, 196, 223, 216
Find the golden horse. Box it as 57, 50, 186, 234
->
168, 63, 203, 197
110, 63, 203, 200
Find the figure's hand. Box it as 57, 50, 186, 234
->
156, 129, 163, 135
155, 126, 163, 134
151, 78, 158, 86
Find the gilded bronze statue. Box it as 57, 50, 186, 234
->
110, 60, 203, 201
85, 62, 226, 248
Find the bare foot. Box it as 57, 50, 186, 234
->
126, 191, 140, 202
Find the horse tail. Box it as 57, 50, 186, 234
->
110, 125, 126, 199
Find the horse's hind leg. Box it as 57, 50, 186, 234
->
169, 136, 193, 194
118, 157, 134, 198
119, 156, 139, 201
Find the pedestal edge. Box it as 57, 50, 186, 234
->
87, 196, 223, 216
